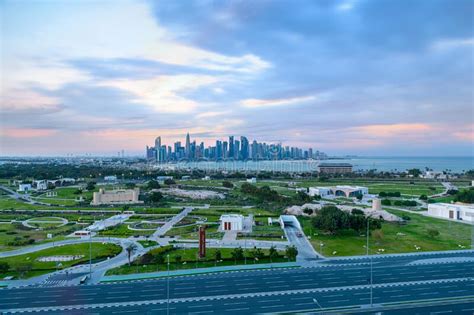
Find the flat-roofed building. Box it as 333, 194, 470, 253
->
428, 203, 474, 223
308, 187, 331, 197
220, 214, 244, 231
308, 185, 368, 198
318, 163, 353, 174
91, 188, 142, 205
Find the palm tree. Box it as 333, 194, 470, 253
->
126, 243, 138, 266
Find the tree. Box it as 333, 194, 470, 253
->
407, 168, 422, 177
125, 182, 136, 189
86, 181, 96, 191
269, 246, 278, 262
147, 180, 161, 190
0, 261, 9, 273
419, 194, 428, 200
251, 247, 264, 261
427, 228, 440, 238
351, 209, 364, 215
231, 247, 244, 263
222, 181, 234, 189
285, 245, 298, 261
454, 188, 474, 203
381, 199, 391, 206
311, 205, 349, 234
148, 191, 163, 203
125, 243, 137, 266
214, 249, 222, 262
164, 178, 176, 185
175, 255, 182, 267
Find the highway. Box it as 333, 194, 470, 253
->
1, 250, 474, 314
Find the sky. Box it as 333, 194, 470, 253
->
0, 0, 473, 157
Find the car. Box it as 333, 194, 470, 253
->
79, 275, 89, 284
296, 232, 303, 238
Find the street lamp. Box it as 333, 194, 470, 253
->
366, 219, 373, 308
167, 254, 170, 315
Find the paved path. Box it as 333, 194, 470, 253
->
152, 207, 193, 238
284, 225, 321, 262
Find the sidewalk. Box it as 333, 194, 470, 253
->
101, 261, 300, 283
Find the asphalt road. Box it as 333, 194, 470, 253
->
11, 280, 474, 314
2, 250, 474, 314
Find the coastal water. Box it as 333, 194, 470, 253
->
162, 156, 473, 173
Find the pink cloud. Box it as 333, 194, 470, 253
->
1, 128, 58, 138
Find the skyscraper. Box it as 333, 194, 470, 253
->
228, 136, 234, 159
185, 133, 191, 158
240, 136, 249, 160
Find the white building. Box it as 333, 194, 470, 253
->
18, 184, 32, 192
246, 177, 257, 184
307, 186, 368, 198
91, 188, 142, 205
220, 214, 244, 231
104, 175, 117, 181
308, 187, 331, 197
34, 180, 48, 191
428, 203, 474, 223
372, 198, 382, 211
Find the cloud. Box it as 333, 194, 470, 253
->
241, 95, 317, 108
1, 128, 58, 138
351, 123, 434, 137
431, 37, 474, 51
98, 74, 221, 113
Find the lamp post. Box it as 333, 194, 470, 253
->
167, 254, 170, 315
89, 232, 92, 279
367, 219, 373, 308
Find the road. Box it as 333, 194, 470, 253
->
2, 250, 473, 314
284, 225, 321, 262
152, 207, 193, 238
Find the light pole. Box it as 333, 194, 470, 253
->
366, 219, 373, 308
167, 254, 170, 315
89, 232, 92, 279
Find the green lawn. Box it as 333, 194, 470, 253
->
0, 222, 83, 252
299, 209, 472, 257
98, 224, 155, 237
0, 242, 122, 279
106, 247, 290, 275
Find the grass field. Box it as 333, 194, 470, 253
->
299, 209, 472, 257
0, 222, 83, 252
98, 224, 155, 237
0, 242, 122, 279
106, 247, 290, 275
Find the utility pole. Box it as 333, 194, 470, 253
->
167, 254, 170, 315
367, 219, 373, 308
89, 232, 92, 279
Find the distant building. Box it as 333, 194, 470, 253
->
104, 176, 117, 181
372, 198, 382, 211
220, 214, 244, 231
308, 187, 331, 197
202, 176, 211, 181
308, 186, 368, 198
318, 163, 353, 174
91, 188, 142, 205
34, 180, 48, 191
428, 203, 474, 223
18, 184, 32, 192
246, 177, 257, 184
157, 176, 173, 184
181, 176, 191, 180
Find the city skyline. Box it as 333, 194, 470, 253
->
1, 0, 473, 156
146, 133, 327, 162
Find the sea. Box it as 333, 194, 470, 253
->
163, 156, 473, 173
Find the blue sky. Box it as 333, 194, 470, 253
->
1, 0, 473, 156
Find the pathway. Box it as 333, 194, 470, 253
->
152, 207, 193, 238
